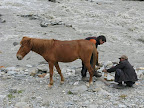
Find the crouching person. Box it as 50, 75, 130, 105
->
102, 55, 138, 88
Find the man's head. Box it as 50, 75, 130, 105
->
119, 55, 128, 61
97, 35, 106, 45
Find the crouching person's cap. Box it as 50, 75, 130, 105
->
119, 55, 128, 60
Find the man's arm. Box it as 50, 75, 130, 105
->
103, 62, 125, 73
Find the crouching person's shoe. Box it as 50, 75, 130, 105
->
112, 82, 124, 89
125, 81, 135, 87
93, 71, 102, 77
113, 84, 125, 89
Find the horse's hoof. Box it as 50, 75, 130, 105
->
86, 82, 93, 87
60, 81, 64, 85
90, 82, 93, 85
48, 84, 52, 88
86, 83, 90, 87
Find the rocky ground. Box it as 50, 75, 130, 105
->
0, 0, 144, 108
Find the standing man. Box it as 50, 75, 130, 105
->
102, 55, 138, 88
81, 35, 106, 78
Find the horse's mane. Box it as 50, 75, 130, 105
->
30, 37, 54, 53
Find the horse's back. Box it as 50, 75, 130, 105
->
77, 39, 94, 52
53, 39, 93, 52
51, 40, 80, 62
52, 39, 94, 61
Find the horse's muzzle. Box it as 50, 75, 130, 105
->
16, 54, 23, 60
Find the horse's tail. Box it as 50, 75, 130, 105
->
92, 43, 98, 71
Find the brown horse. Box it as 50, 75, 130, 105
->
16, 37, 98, 87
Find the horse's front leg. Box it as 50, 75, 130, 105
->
48, 62, 54, 88
55, 62, 64, 84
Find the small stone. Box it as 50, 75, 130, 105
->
0, 18, 6, 23
36, 96, 43, 103
15, 102, 31, 108
7, 71, 18, 75
14, 74, 27, 78
13, 42, 19, 46
37, 65, 48, 72
24, 72, 29, 75
6, 67, 16, 71
48, 0, 56, 3
105, 74, 114, 81
92, 88, 101, 92
0, 72, 5, 75
104, 61, 113, 69
30, 70, 37, 77
136, 70, 144, 79
2, 75, 12, 79
45, 73, 49, 78
40, 21, 50, 27
73, 81, 79, 85
66, 24, 72, 27
118, 104, 126, 108
21, 96, 29, 102
26, 64, 33, 68
139, 105, 144, 108
0, 95, 6, 99
62, 90, 65, 93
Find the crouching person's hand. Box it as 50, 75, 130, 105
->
102, 69, 107, 73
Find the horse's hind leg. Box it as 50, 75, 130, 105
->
55, 62, 64, 84
83, 62, 94, 87
48, 62, 54, 88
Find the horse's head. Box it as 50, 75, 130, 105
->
16, 37, 32, 60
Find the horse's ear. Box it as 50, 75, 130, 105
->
22, 36, 29, 39
20, 36, 28, 45
21, 36, 31, 45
